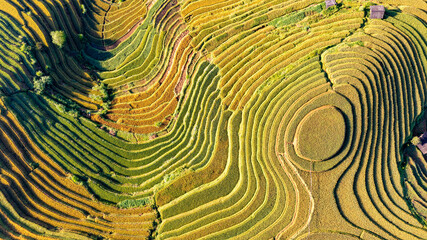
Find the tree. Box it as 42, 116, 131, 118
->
35, 42, 43, 51
50, 31, 66, 48
154, 121, 163, 127
34, 76, 52, 94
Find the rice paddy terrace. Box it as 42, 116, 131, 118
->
0, 0, 427, 239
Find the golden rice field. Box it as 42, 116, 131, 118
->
0, 0, 427, 239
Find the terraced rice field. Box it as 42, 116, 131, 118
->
0, 0, 427, 239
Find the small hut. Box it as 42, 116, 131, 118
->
416, 132, 427, 155
370, 5, 385, 19
325, 0, 337, 9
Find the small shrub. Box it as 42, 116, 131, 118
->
98, 102, 110, 116
50, 94, 80, 113
77, 33, 86, 43
55, 103, 67, 113
411, 136, 421, 145
347, 40, 364, 47
117, 197, 153, 209
359, 2, 376, 12
71, 175, 81, 184
91, 83, 110, 101
364, 2, 376, 8
36, 70, 43, 77
101, 102, 110, 110
99, 88, 108, 100
19, 43, 32, 54
71, 174, 87, 185
322, 5, 339, 16
99, 108, 108, 115
35, 42, 43, 51
149, 134, 158, 140
50, 31, 66, 48
89, 94, 102, 102
154, 121, 163, 127
108, 129, 116, 136
29, 162, 39, 170
80, 4, 87, 14
141, 134, 150, 141
67, 109, 80, 118
30, 57, 37, 66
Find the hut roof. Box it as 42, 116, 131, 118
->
417, 143, 427, 155
416, 132, 427, 154
370, 5, 385, 19
325, 0, 337, 9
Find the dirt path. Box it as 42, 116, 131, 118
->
101, 1, 113, 48
274, 111, 314, 239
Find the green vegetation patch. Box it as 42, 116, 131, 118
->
117, 197, 153, 209
269, 4, 324, 28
